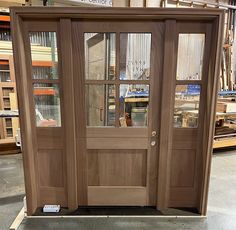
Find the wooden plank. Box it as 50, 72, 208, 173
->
36, 128, 63, 149
145, 21, 164, 206
10, 7, 224, 19
199, 13, 225, 215
87, 127, 148, 138
60, 18, 77, 210
72, 21, 88, 205
213, 138, 236, 148
9, 207, 25, 230
88, 149, 147, 186
39, 187, 67, 207
88, 186, 147, 206
169, 188, 197, 207
157, 20, 177, 210
87, 137, 148, 149
9, 93, 19, 138
10, 11, 38, 215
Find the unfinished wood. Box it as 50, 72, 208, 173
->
88, 149, 147, 186
39, 187, 67, 207
146, 21, 164, 206
157, 20, 177, 210
60, 18, 77, 210
88, 186, 147, 206
87, 137, 148, 149
11, 12, 38, 215
213, 138, 236, 148
9, 93, 19, 138
78, 20, 161, 207
72, 21, 88, 205
87, 128, 148, 138
0, 138, 21, 154
37, 149, 64, 187
172, 129, 198, 149
171, 149, 196, 187
10, 7, 224, 19
169, 188, 197, 207
199, 15, 225, 215
9, 207, 24, 230
36, 128, 63, 149
10, 7, 224, 216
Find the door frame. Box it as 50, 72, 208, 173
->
11, 7, 224, 215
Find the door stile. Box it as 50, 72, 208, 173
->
157, 20, 177, 210
146, 22, 164, 206
60, 18, 78, 210
72, 20, 88, 205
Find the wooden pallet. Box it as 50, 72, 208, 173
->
0, 138, 21, 155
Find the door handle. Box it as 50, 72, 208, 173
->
99, 107, 103, 122
151, 141, 156, 146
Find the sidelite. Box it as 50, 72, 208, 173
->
11, 7, 224, 216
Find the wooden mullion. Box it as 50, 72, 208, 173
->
118, 80, 150, 85
115, 32, 120, 127
175, 80, 202, 85
32, 79, 60, 84
85, 80, 150, 85
85, 80, 114, 85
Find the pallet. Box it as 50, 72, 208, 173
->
0, 138, 21, 155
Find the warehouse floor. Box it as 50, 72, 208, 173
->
0, 150, 236, 230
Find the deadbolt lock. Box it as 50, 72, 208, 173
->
151, 131, 157, 137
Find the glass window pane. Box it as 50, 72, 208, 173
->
119, 84, 149, 127
33, 83, 61, 127
86, 84, 115, 126
84, 33, 115, 80
174, 85, 201, 128
29, 32, 58, 80
177, 34, 205, 80
120, 33, 151, 80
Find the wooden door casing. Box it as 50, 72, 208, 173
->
10, 7, 224, 215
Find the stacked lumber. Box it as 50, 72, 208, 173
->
215, 126, 236, 136
216, 100, 236, 113
0, 138, 21, 155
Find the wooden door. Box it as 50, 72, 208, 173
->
11, 7, 224, 215
72, 21, 164, 206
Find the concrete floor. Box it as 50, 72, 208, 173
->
0, 150, 236, 230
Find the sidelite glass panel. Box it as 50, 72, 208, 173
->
177, 34, 205, 80
86, 84, 115, 126
33, 83, 61, 127
84, 33, 116, 80
29, 32, 58, 80
174, 85, 201, 128
119, 84, 149, 127
120, 33, 151, 80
